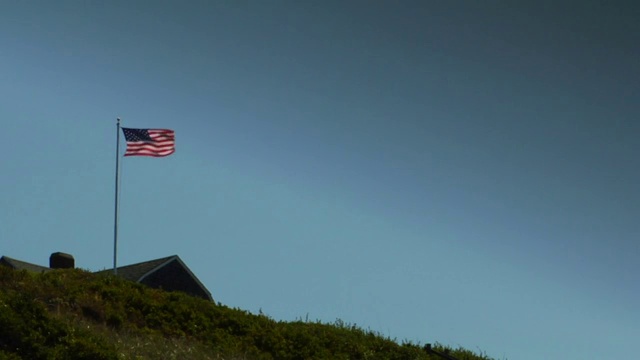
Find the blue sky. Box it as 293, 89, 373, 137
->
1, 1, 638, 359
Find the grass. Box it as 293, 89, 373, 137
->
0, 266, 496, 360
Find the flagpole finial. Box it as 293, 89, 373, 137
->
117, 117, 121, 124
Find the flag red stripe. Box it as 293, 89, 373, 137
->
124, 147, 174, 152
124, 148, 174, 155
123, 128, 175, 157
124, 151, 175, 157
125, 143, 174, 149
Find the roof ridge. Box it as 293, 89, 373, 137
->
94, 255, 179, 282
111, 255, 177, 271
1, 255, 51, 272
137, 256, 180, 283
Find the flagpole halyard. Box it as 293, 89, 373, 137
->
113, 118, 121, 275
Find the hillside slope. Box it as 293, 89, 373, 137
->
0, 266, 495, 360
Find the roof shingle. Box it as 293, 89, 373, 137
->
0, 256, 51, 273
95, 255, 177, 282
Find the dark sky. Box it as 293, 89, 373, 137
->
1, 2, 638, 359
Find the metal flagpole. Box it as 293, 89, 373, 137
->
113, 118, 121, 275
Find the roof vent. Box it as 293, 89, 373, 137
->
50, 252, 74, 269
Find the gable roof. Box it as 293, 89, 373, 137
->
96, 255, 213, 301
1, 253, 213, 302
0, 256, 51, 273
96, 255, 177, 282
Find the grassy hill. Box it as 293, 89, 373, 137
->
0, 266, 495, 360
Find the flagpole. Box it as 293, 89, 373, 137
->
113, 118, 121, 275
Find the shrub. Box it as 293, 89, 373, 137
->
0, 266, 495, 360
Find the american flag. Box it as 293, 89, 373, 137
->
121, 128, 175, 157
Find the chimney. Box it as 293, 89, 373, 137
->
50, 252, 75, 269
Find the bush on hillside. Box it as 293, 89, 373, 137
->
0, 265, 494, 360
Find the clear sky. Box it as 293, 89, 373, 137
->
1, 1, 638, 359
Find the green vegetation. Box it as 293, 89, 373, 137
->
0, 266, 494, 360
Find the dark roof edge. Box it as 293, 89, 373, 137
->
0, 256, 51, 272
173, 256, 213, 301
138, 255, 213, 301
93, 255, 175, 277
137, 255, 178, 282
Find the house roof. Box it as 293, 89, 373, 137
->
95, 255, 213, 301
95, 255, 177, 282
2, 253, 213, 301
0, 256, 51, 273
